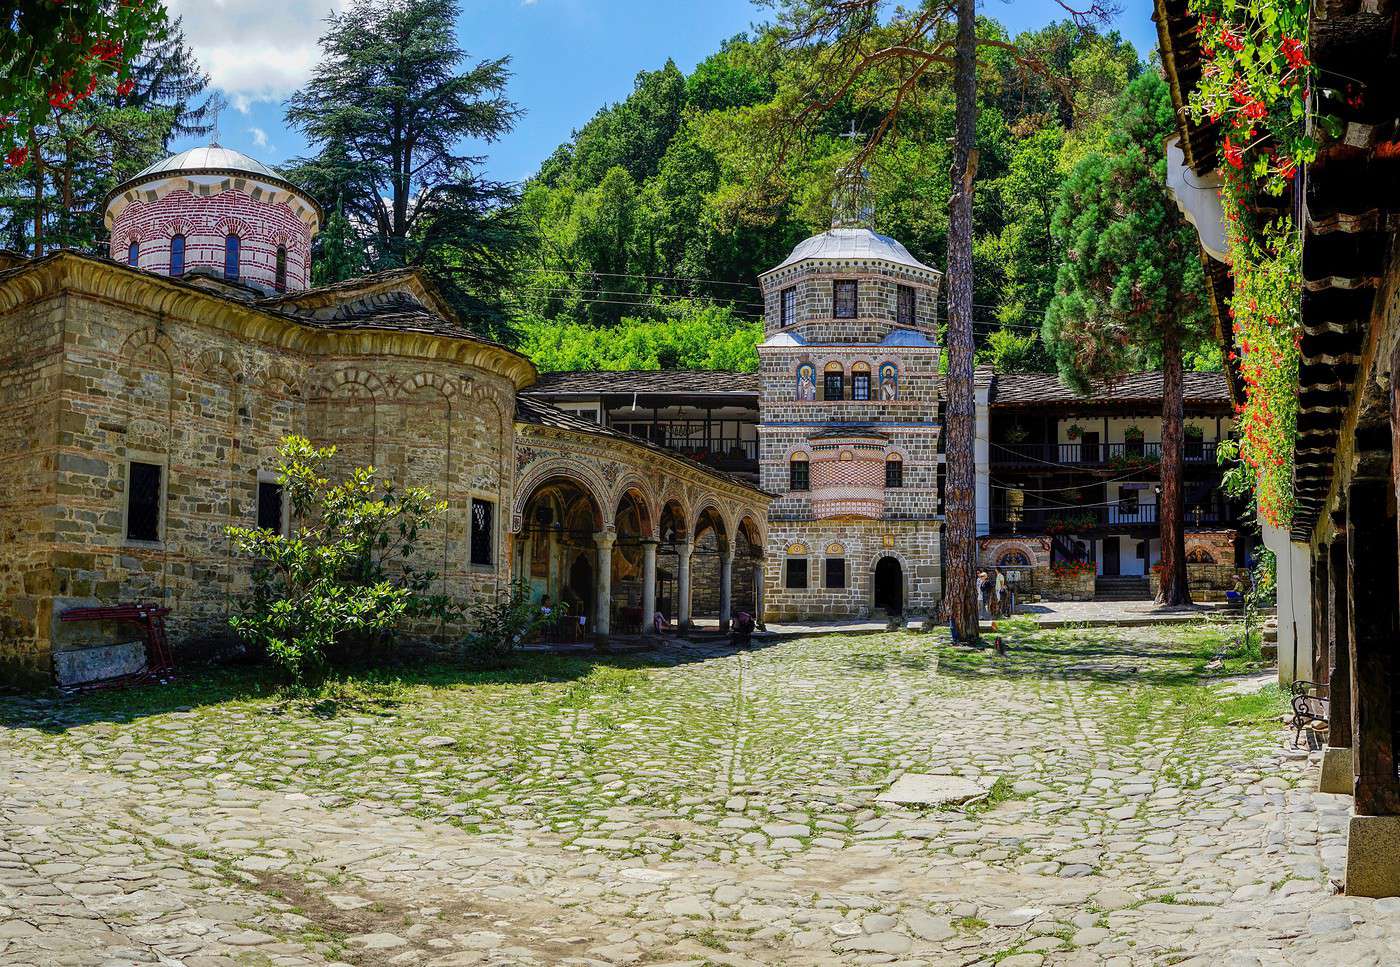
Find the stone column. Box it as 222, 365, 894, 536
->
516, 533, 533, 592
753, 557, 766, 629
547, 525, 562, 602
676, 539, 693, 632
594, 531, 615, 648
719, 545, 734, 632
640, 538, 659, 635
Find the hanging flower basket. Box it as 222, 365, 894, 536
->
1066, 424, 1084, 441
1124, 425, 1145, 441
1185, 425, 1204, 440
1005, 424, 1029, 444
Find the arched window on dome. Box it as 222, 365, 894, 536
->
127, 239, 139, 268
224, 234, 240, 281
170, 234, 185, 277
275, 245, 288, 292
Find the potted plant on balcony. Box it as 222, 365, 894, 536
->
1124, 424, 1145, 457
1066, 424, 1084, 441
1184, 424, 1204, 460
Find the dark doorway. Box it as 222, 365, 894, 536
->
1102, 539, 1120, 577
569, 553, 594, 624
874, 557, 903, 614
1080, 431, 1101, 463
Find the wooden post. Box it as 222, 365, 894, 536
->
1346, 478, 1400, 815
1312, 543, 1330, 686
1327, 534, 1351, 749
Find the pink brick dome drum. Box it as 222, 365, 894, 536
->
104, 145, 321, 293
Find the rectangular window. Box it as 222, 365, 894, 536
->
126, 461, 162, 542
852, 373, 871, 400
825, 557, 845, 589
897, 284, 916, 325
470, 498, 495, 565
885, 460, 904, 489
786, 557, 809, 589
781, 286, 796, 326
257, 481, 284, 533
833, 280, 858, 318
823, 372, 844, 401
789, 459, 809, 491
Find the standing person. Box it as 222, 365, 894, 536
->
976, 570, 990, 615
994, 569, 1009, 617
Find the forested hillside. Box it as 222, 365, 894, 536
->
511, 18, 1150, 373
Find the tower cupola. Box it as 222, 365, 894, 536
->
104, 144, 322, 294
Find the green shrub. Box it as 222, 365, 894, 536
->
226, 436, 460, 682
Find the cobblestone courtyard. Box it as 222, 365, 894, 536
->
3, 624, 1397, 967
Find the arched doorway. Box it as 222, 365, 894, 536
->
517, 475, 604, 638
874, 556, 903, 615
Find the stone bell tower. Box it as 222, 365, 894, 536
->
755, 178, 944, 621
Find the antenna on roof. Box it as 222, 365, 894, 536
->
832, 122, 873, 230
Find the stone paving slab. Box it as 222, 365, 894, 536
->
1, 625, 1395, 965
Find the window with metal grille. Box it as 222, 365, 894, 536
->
823, 371, 844, 400
126, 462, 162, 542
470, 498, 494, 565
825, 557, 845, 589
170, 234, 185, 276
852, 372, 871, 400
785, 557, 808, 589
127, 239, 139, 267
897, 284, 916, 325
224, 234, 240, 280
833, 280, 858, 318
781, 286, 796, 326
885, 456, 904, 488
789, 458, 809, 491
275, 246, 288, 292
257, 481, 284, 532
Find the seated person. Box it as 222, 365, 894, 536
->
730, 611, 755, 646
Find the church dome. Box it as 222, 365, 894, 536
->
773, 227, 932, 272
125, 144, 286, 184
104, 143, 320, 294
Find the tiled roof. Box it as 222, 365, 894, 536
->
524, 369, 761, 396
514, 397, 766, 494
990, 371, 1231, 408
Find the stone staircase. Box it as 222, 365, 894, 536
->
1094, 575, 1152, 601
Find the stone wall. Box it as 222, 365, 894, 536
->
0, 290, 64, 686
0, 256, 528, 683
763, 520, 941, 621
1035, 566, 1097, 601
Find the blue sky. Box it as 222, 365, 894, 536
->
168, 0, 1158, 184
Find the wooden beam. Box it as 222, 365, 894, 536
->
1313, 543, 1332, 686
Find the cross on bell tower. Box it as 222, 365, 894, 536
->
832, 122, 874, 229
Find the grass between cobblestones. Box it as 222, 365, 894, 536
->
1, 621, 1284, 864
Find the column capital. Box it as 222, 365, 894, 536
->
675, 539, 694, 558
594, 529, 617, 549
639, 536, 661, 546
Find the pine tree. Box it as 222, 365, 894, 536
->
284, 0, 524, 339
1043, 73, 1212, 606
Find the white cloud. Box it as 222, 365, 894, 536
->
166, 0, 346, 110
248, 127, 272, 149
521, 0, 539, 6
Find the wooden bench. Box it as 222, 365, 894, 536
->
1290, 680, 1329, 748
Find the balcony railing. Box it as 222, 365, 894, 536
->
656, 435, 758, 471
992, 441, 1219, 467
991, 501, 1231, 534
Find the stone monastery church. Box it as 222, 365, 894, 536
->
0, 145, 947, 685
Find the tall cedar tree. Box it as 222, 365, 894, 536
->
1043, 72, 1210, 605
284, 0, 524, 341
770, 0, 1112, 642
0, 17, 218, 255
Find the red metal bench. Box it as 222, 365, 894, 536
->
59, 603, 174, 681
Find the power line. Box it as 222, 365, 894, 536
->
520, 266, 762, 291
517, 286, 765, 311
